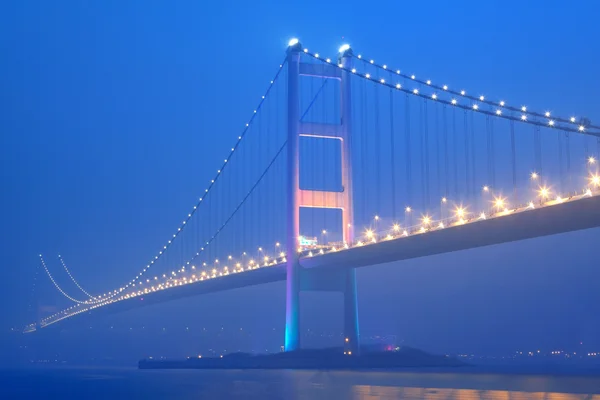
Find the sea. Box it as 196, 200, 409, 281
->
1, 366, 600, 399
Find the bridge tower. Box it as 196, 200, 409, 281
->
285, 40, 359, 354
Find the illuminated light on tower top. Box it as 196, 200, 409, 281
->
338, 44, 350, 53
288, 38, 299, 47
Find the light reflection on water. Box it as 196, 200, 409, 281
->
352, 385, 600, 399
1, 368, 599, 399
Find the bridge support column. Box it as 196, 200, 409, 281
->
344, 268, 359, 354
285, 41, 302, 352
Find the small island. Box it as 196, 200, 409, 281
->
139, 346, 465, 370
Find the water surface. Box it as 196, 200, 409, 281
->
2, 366, 600, 399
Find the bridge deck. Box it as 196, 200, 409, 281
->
40, 195, 600, 330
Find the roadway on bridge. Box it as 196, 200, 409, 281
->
42, 194, 600, 330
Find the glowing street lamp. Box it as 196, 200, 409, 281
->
493, 196, 506, 212
589, 174, 600, 187
454, 206, 466, 219
421, 215, 431, 226
538, 186, 550, 202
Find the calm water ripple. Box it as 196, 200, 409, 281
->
1, 367, 599, 399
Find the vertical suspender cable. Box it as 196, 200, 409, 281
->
534, 124, 542, 176
566, 131, 571, 191
310, 76, 316, 236
510, 120, 517, 202
257, 110, 262, 255
424, 99, 430, 209
470, 112, 476, 198
490, 117, 495, 188
267, 93, 273, 249
405, 93, 412, 209
486, 115, 491, 187
453, 107, 458, 198
558, 131, 564, 193
463, 110, 470, 200
209, 168, 213, 263
361, 78, 367, 224
374, 80, 381, 215
435, 103, 441, 203
323, 75, 328, 234
243, 129, 247, 259
276, 74, 281, 249
389, 73, 397, 220
443, 105, 449, 197
419, 98, 425, 210
490, 119, 496, 186
537, 125, 542, 177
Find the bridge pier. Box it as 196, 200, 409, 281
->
343, 268, 360, 354
288, 266, 360, 354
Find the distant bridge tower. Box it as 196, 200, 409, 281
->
285, 40, 359, 354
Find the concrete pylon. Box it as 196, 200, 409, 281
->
285, 40, 359, 354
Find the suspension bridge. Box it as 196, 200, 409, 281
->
27, 39, 600, 355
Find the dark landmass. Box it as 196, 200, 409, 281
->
139, 346, 465, 370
